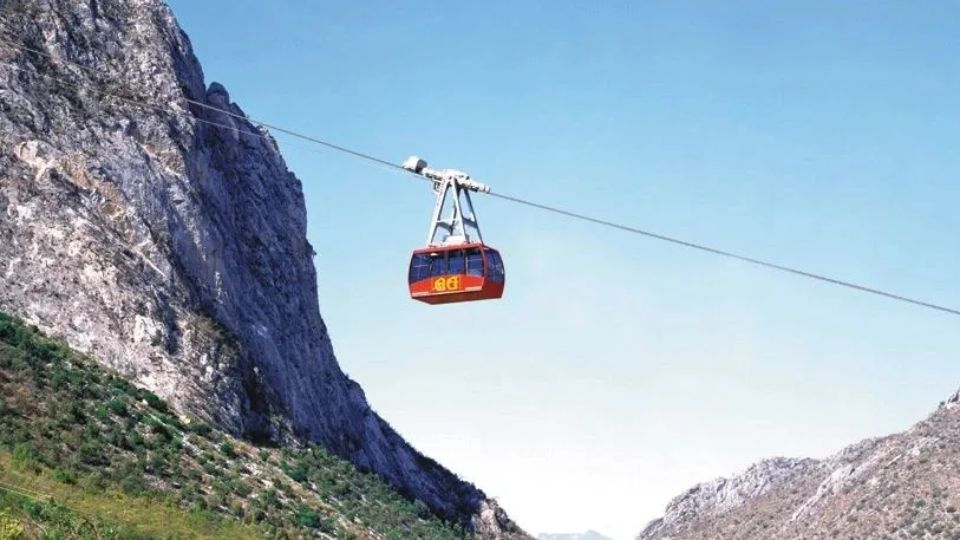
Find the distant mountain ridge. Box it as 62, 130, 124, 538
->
539, 530, 617, 540
638, 388, 960, 539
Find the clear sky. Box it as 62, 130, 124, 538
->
165, 2, 959, 538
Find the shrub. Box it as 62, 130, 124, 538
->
257, 489, 278, 506
93, 405, 110, 420
11, 443, 39, 472
282, 461, 309, 483
105, 428, 125, 449
126, 431, 144, 451
79, 440, 106, 465
149, 453, 168, 476
233, 481, 253, 498
52, 467, 77, 485
191, 422, 213, 437
294, 505, 320, 528
106, 398, 128, 417
148, 419, 172, 444
219, 442, 236, 458
141, 391, 168, 414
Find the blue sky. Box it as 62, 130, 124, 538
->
166, 2, 959, 538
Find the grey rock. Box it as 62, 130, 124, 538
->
947, 387, 960, 407
637, 387, 960, 540
0, 0, 527, 536
638, 457, 823, 540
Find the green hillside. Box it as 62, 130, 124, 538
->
0, 311, 469, 539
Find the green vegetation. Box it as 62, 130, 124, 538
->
0, 312, 469, 539
0, 454, 257, 539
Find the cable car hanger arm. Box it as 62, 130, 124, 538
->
403, 156, 488, 247
402, 156, 491, 193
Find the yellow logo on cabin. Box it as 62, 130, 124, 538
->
433, 276, 461, 292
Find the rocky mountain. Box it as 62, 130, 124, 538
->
0, 0, 526, 536
638, 389, 960, 540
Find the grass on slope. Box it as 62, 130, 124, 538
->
0, 311, 470, 539
0, 451, 258, 539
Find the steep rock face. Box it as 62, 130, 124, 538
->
0, 1, 526, 536
638, 388, 960, 540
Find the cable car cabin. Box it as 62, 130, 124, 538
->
408, 243, 505, 304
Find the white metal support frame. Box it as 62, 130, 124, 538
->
402, 156, 491, 247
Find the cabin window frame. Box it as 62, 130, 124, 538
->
466, 248, 484, 277
485, 249, 505, 283
409, 253, 432, 283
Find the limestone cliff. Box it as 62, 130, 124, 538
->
0, 0, 526, 536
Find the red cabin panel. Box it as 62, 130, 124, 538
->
408, 243, 505, 304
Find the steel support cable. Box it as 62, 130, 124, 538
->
0, 38, 956, 317
485, 191, 960, 316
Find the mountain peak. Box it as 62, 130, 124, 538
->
205, 81, 237, 110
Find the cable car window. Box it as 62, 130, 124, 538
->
485, 249, 505, 283
448, 250, 466, 274
430, 252, 448, 276
409, 254, 431, 283
466, 248, 484, 276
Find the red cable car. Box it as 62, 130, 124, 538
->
402, 156, 505, 305
408, 243, 505, 304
